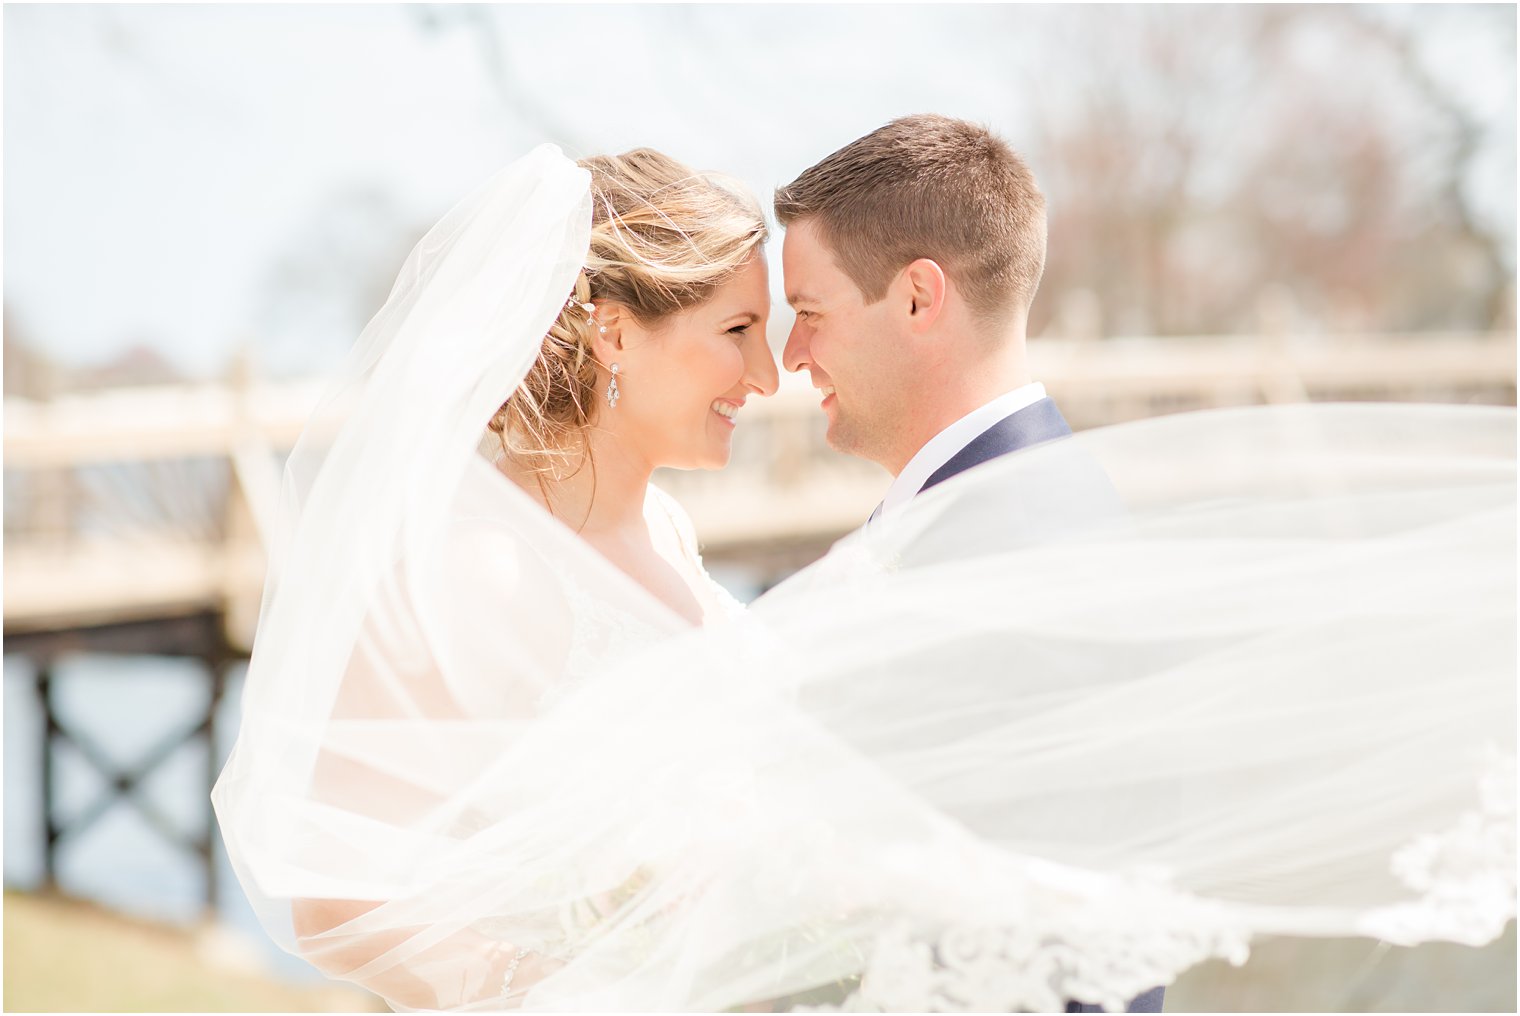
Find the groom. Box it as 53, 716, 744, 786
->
775, 113, 1075, 531
775, 114, 1165, 1014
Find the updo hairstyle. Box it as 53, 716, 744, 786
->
489, 148, 768, 478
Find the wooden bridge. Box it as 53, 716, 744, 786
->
3, 330, 1512, 913
6, 330, 1514, 647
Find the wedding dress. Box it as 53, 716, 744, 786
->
210, 144, 1515, 1012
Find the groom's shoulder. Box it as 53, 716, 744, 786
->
899, 439, 1128, 565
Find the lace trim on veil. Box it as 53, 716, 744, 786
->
793, 875, 1251, 1014
1360, 748, 1516, 947
797, 752, 1516, 1013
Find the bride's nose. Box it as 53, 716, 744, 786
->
743, 334, 780, 397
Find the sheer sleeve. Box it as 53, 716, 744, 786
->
287, 464, 585, 1009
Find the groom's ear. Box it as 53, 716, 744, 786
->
901, 259, 948, 333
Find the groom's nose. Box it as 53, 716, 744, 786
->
782, 317, 810, 374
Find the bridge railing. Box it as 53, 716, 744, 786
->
5, 330, 1514, 636
656, 330, 1517, 569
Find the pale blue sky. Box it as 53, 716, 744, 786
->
4, 4, 1513, 378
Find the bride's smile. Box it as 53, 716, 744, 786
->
592, 252, 776, 472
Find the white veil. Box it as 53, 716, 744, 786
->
212, 144, 1515, 1012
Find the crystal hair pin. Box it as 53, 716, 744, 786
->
566, 296, 605, 333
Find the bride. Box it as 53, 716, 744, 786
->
211, 143, 1515, 1012
481, 145, 775, 630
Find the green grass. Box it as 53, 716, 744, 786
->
3, 889, 386, 1013
7, 888, 1511, 1012
1166, 923, 1517, 1012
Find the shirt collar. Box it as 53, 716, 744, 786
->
876, 382, 1047, 521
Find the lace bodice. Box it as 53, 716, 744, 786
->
557, 485, 744, 685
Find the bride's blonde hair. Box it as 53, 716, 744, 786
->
489, 148, 768, 478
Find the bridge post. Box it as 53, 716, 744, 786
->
200, 644, 233, 917
11, 614, 244, 915
34, 656, 59, 891
1257, 286, 1310, 405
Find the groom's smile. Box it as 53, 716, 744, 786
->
780, 218, 914, 467
781, 221, 859, 433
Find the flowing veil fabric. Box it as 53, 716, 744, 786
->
212, 145, 1516, 1012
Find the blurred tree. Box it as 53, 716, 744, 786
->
407, 4, 593, 157
253, 186, 421, 375
3, 310, 56, 398
1345, 5, 1515, 330
1023, 5, 1514, 339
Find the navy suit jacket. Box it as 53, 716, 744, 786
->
918, 396, 1075, 494
885, 397, 1126, 570
901, 397, 1165, 1016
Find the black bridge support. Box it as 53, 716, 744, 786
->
6, 610, 242, 916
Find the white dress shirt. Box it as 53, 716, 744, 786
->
873, 382, 1048, 523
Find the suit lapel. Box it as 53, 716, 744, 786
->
919, 397, 1072, 496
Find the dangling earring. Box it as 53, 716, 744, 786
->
606, 363, 621, 408
568, 296, 618, 407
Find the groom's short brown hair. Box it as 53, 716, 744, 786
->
774, 114, 1046, 322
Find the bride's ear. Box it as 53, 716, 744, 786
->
588, 302, 627, 365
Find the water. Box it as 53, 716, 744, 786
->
2, 566, 766, 987
3, 651, 324, 983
